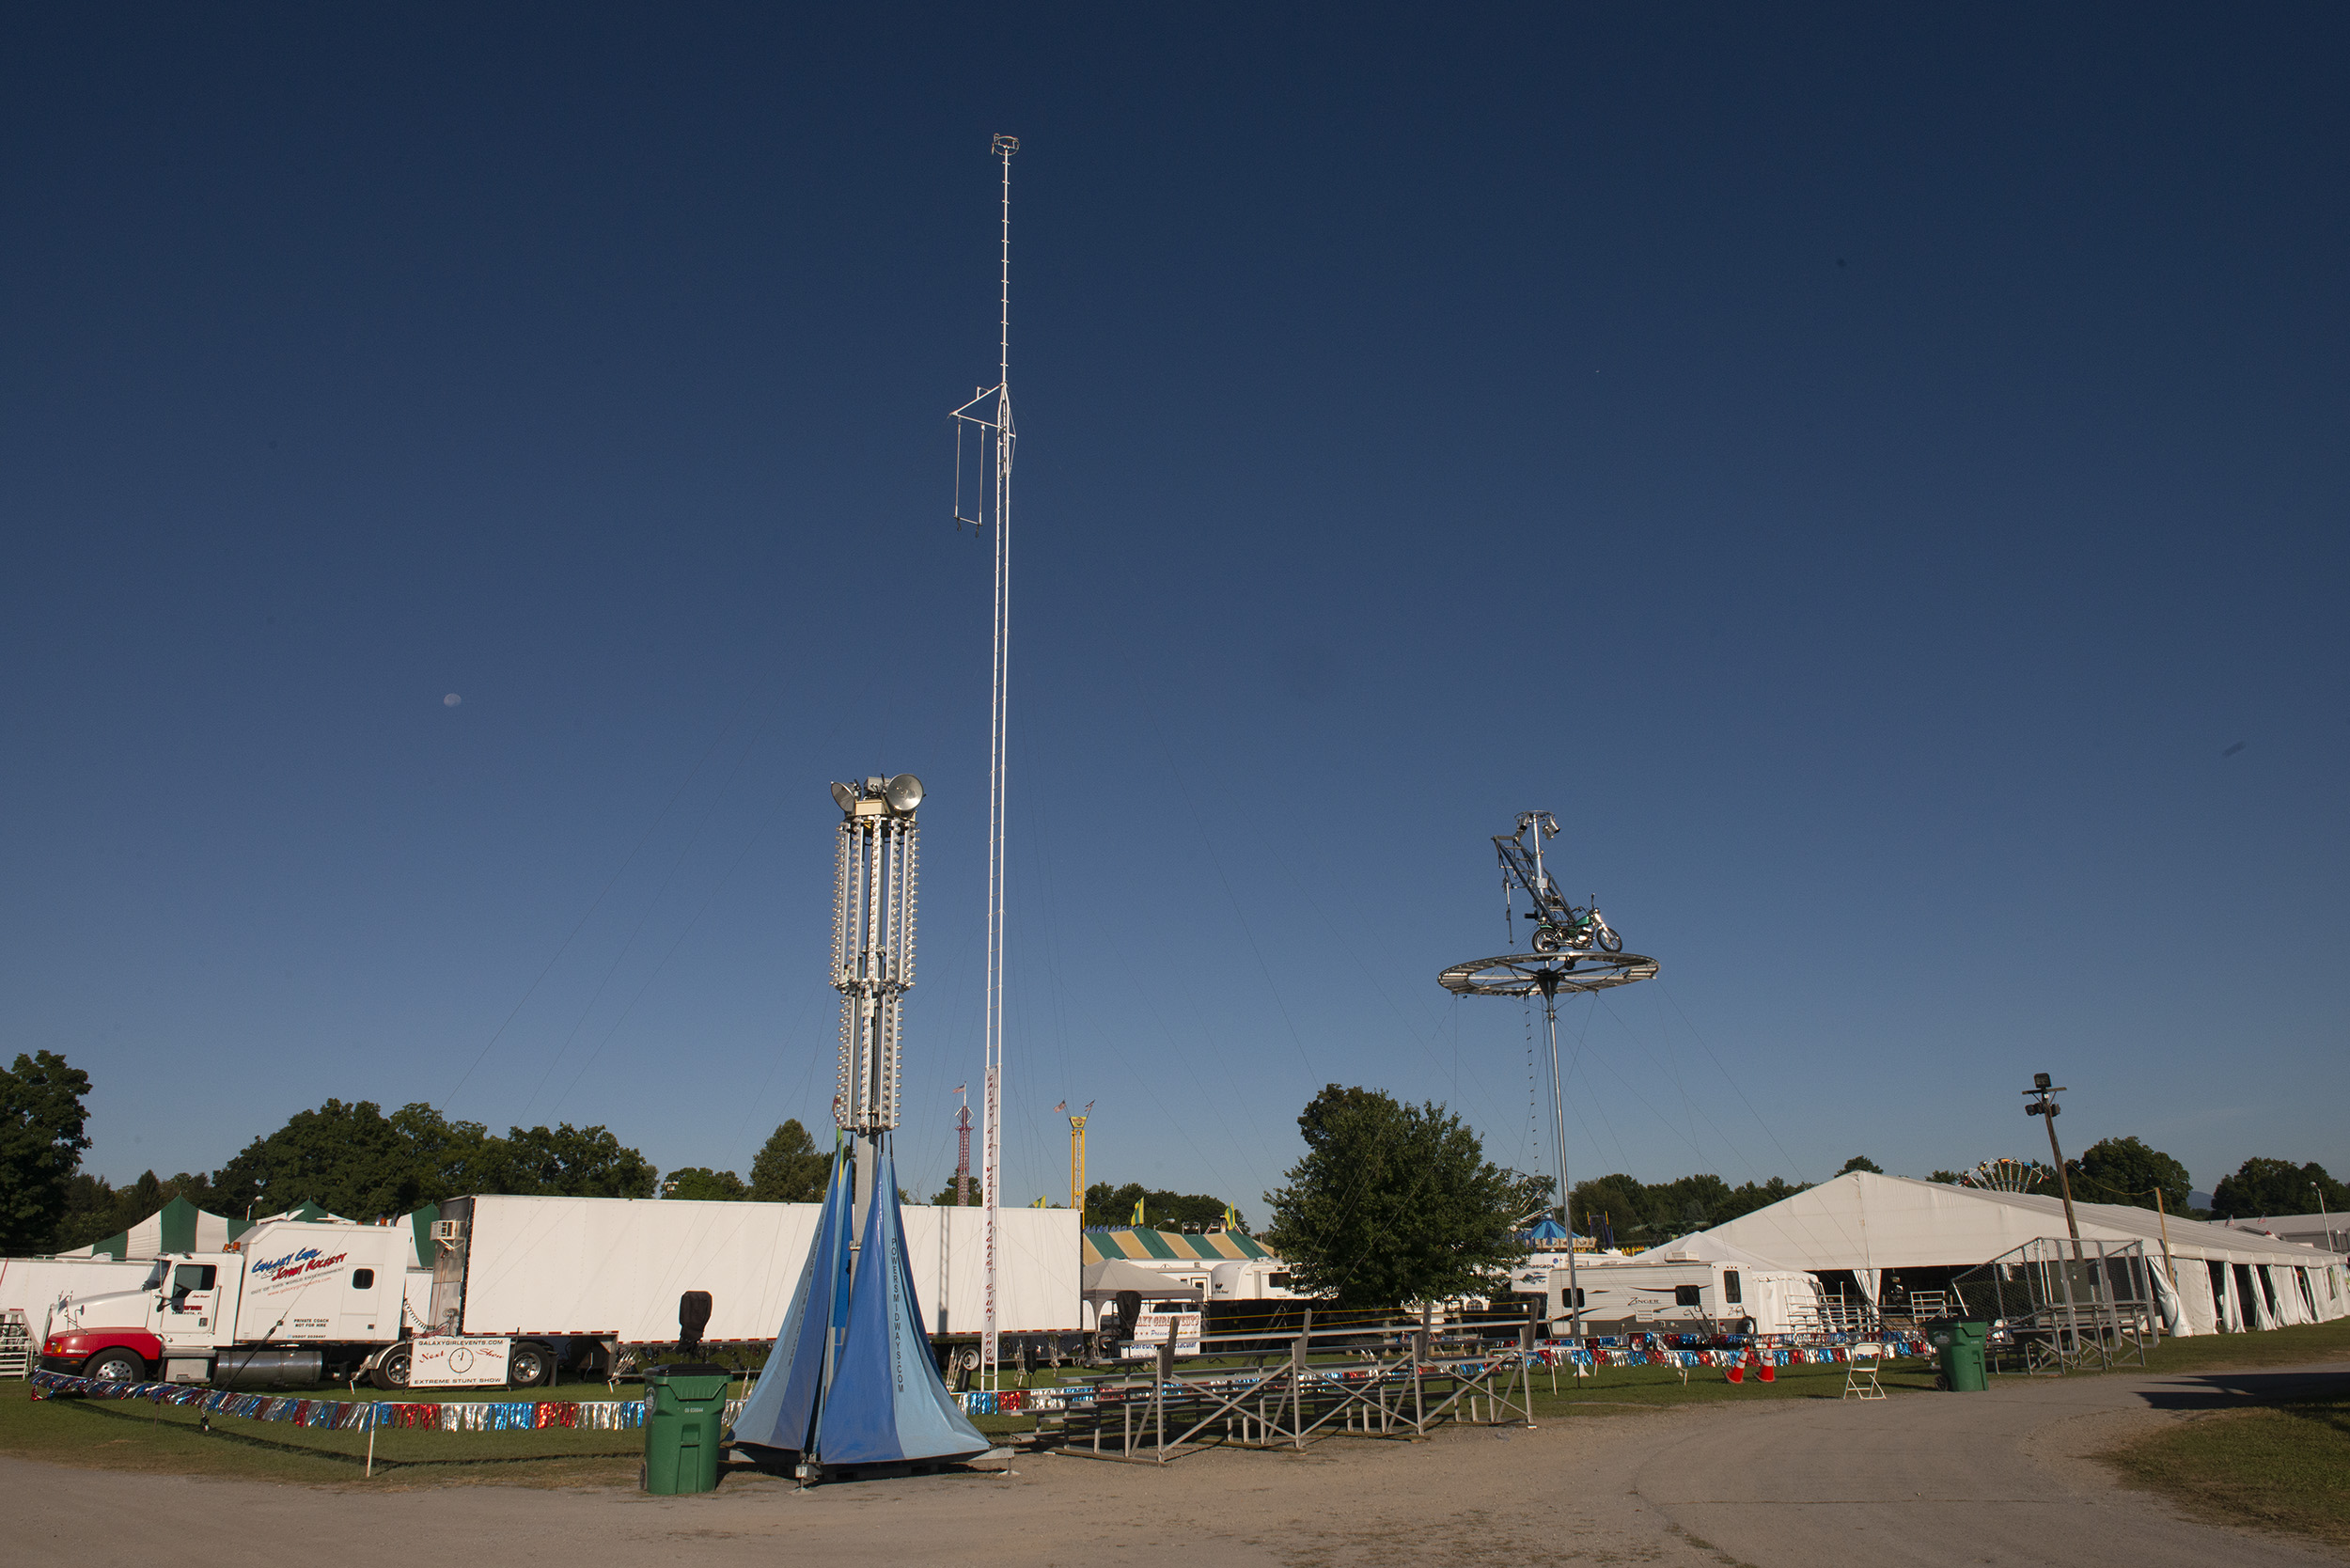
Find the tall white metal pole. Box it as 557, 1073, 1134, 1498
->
980, 134, 1018, 1392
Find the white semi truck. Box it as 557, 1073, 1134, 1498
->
40, 1195, 1081, 1389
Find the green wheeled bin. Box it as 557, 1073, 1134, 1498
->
1926, 1319, 1989, 1392
642, 1366, 732, 1494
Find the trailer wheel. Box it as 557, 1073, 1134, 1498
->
509, 1341, 554, 1388
368, 1344, 414, 1390
83, 1349, 148, 1384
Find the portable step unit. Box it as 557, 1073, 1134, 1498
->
0, 1309, 32, 1378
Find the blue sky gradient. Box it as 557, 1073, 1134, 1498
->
5, 5, 2343, 1218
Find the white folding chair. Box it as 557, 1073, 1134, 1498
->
1842, 1342, 1886, 1401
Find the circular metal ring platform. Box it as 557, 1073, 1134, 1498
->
1437, 950, 1659, 997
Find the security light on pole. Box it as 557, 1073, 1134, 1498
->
2024, 1073, 2083, 1250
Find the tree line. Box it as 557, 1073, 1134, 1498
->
0, 1050, 846, 1253
6, 1049, 2342, 1273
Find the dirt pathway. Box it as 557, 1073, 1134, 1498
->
12, 1365, 2342, 1567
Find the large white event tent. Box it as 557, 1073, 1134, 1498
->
1660, 1172, 2348, 1337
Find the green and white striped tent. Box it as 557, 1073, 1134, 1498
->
56, 1196, 250, 1260
1081, 1226, 1275, 1264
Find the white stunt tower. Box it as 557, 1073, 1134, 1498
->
829, 774, 923, 1227
949, 133, 1019, 1390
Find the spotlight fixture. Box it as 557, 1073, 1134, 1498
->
829, 774, 925, 818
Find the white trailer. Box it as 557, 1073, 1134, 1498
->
1509, 1254, 1826, 1338
1, 1255, 171, 1351
428, 1194, 1078, 1355
41, 1197, 1081, 1390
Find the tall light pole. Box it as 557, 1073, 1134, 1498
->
2024, 1073, 2082, 1252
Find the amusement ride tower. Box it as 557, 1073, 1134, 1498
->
731, 772, 987, 1482
1439, 812, 1657, 1335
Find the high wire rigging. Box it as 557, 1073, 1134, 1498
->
948, 133, 1019, 1391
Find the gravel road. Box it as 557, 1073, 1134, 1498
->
12, 1363, 2342, 1567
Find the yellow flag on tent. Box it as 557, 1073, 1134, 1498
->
1131, 1195, 1146, 1225
1223, 1204, 1238, 1230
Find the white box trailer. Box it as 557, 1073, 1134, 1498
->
1, 1255, 169, 1348
431, 1194, 1079, 1348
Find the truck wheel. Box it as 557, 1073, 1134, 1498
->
509, 1341, 553, 1388
84, 1349, 148, 1383
369, 1344, 414, 1391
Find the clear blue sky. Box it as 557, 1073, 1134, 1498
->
6, 5, 2343, 1218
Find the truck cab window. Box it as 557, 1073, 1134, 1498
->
352, 1270, 375, 1290
172, 1265, 216, 1292
1723, 1270, 1742, 1305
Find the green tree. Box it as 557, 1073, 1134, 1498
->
0, 1051, 92, 1253
2210, 1157, 2349, 1220
1927, 1170, 1966, 1184
1717, 1176, 1809, 1220
662, 1167, 748, 1200
495, 1123, 657, 1199
2066, 1136, 2192, 1214
1572, 1174, 1655, 1248
1081, 1181, 1246, 1231
1836, 1155, 1884, 1176
1263, 1084, 1524, 1309
212, 1099, 423, 1218
748, 1120, 832, 1202
212, 1103, 659, 1214
388, 1104, 504, 1202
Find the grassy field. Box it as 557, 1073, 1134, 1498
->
1, 1346, 1933, 1486
2089, 1317, 2350, 1552
0, 1379, 648, 1486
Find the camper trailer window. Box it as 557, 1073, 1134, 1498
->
1268, 1273, 1292, 1291
172, 1265, 215, 1293
352, 1270, 375, 1290
1673, 1285, 1702, 1308
1723, 1270, 1742, 1305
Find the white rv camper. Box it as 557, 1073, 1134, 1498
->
1509, 1249, 1825, 1337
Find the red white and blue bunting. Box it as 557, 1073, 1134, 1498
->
29, 1370, 746, 1434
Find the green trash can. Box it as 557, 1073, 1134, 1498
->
1926, 1319, 1989, 1392
642, 1366, 732, 1494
